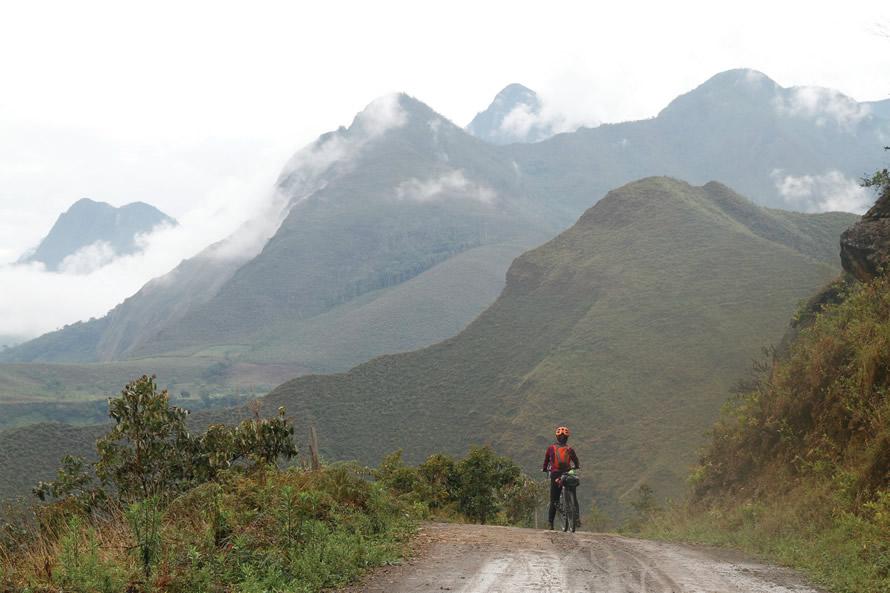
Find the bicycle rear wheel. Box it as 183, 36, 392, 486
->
565, 488, 577, 532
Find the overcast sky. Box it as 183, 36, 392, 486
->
0, 0, 888, 338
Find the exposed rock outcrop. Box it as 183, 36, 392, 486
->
840, 189, 890, 281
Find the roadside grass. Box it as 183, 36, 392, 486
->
0, 465, 416, 593
639, 483, 890, 593
637, 275, 890, 593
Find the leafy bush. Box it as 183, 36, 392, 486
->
375, 445, 540, 525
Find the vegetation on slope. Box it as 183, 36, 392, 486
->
639, 164, 890, 592
2, 466, 415, 593
0, 376, 538, 592
641, 276, 890, 592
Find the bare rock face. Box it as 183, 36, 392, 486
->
840, 191, 890, 281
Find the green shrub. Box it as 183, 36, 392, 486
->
56, 516, 127, 593
375, 446, 533, 525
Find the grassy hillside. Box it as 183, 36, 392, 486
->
0, 178, 856, 507
641, 274, 890, 593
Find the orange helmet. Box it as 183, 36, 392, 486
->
555, 426, 570, 437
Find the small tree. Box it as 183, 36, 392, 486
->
452, 446, 520, 524
860, 147, 889, 202
417, 453, 457, 510
501, 474, 546, 527
94, 376, 193, 501
38, 376, 298, 506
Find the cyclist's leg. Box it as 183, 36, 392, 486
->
548, 476, 560, 525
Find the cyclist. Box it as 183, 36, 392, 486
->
542, 426, 580, 530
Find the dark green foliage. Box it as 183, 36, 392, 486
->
860, 146, 890, 200
95, 375, 196, 501
55, 516, 128, 593
375, 446, 539, 526
34, 455, 105, 511
452, 446, 521, 524
124, 497, 162, 577
0, 377, 408, 592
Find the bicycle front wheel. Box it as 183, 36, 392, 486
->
562, 491, 569, 532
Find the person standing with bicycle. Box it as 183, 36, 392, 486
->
543, 426, 581, 530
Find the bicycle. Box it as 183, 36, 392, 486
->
556, 469, 580, 532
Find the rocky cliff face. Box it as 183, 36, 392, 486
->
840, 187, 890, 281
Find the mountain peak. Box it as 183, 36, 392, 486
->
20, 200, 175, 271
658, 68, 781, 118
702, 68, 778, 87
466, 83, 554, 145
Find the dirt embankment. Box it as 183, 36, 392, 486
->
344, 523, 824, 593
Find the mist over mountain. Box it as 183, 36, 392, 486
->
2, 69, 885, 381
864, 98, 890, 119
18, 198, 175, 272
466, 84, 559, 144
506, 69, 888, 219
19, 198, 176, 272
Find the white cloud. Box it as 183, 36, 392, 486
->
772, 169, 873, 213
0, 93, 407, 340
0, 146, 291, 339
496, 94, 596, 142
279, 94, 408, 187
774, 87, 872, 129
58, 240, 118, 274
396, 170, 497, 204
354, 94, 408, 137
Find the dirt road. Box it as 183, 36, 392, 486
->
346, 523, 823, 593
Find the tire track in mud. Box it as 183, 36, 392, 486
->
342, 523, 825, 593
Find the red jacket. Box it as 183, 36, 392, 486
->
543, 443, 580, 475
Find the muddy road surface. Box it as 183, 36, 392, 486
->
345, 523, 823, 593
